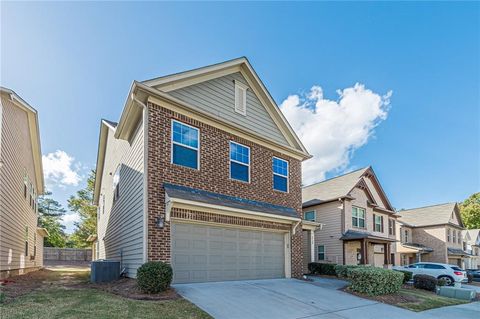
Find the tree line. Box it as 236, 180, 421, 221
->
38, 170, 97, 248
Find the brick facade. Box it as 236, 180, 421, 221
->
146, 102, 304, 278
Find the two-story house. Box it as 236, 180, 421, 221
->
0, 87, 47, 279
93, 58, 314, 283
396, 203, 468, 267
463, 229, 479, 269
302, 167, 397, 270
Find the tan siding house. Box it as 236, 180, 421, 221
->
302, 167, 397, 270
464, 229, 480, 269
0, 87, 47, 279
395, 203, 469, 267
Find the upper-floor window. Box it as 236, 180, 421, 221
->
234, 81, 248, 115
453, 229, 456, 243
403, 228, 409, 243
304, 211, 316, 221
374, 215, 383, 232
112, 166, 121, 203
24, 226, 29, 256
230, 141, 250, 182
447, 229, 451, 242
272, 157, 288, 192
33, 232, 37, 257
172, 120, 199, 170
388, 219, 396, 236
352, 207, 366, 228
318, 245, 325, 261
457, 231, 461, 244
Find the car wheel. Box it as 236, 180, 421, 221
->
438, 276, 453, 286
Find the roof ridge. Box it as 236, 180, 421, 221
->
302, 166, 370, 189
400, 202, 457, 212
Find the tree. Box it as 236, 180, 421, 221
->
460, 193, 480, 229
38, 192, 68, 247
68, 170, 97, 248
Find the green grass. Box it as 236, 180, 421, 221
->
396, 288, 469, 312
0, 287, 211, 319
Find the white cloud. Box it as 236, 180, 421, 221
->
42, 150, 82, 187
62, 213, 80, 224
280, 83, 392, 185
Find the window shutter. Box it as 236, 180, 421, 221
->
373, 214, 376, 228
381, 216, 384, 232
393, 220, 396, 235
234, 81, 247, 115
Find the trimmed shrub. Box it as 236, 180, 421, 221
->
334, 264, 370, 278
348, 267, 403, 296
308, 262, 337, 275
413, 274, 437, 292
137, 261, 173, 294
394, 270, 413, 283
437, 278, 447, 286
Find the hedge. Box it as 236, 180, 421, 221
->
348, 267, 404, 296
394, 270, 413, 283
308, 262, 337, 275
413, 274, 437, 292
334, 264, 370, 278
137, 261, 173, 294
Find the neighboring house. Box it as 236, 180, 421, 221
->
302, 167, 397, 271
93, 57, 315, 283
0, 87, 47, 279
463, 229, 480, 269
396, 203, 468, 267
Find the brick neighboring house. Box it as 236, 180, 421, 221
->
93, 57, 314, 283
302, 167, 398, 271
395, 203, 469, 268
0, 87, 48, 279
463, 229, 480, 269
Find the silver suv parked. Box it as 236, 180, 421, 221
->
393, 262, 468, 285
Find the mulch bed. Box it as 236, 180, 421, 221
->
342, 286, 419, 305
75, 277, 181, 301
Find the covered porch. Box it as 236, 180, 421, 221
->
447, 247, 471, 268
340, 230, 396, 268
398, 243, 433, 266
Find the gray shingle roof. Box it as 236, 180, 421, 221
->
402, 243, 434, 253
163, 183, 298, 218
302, 167, 370, 203
339, 229, 396, 242
397, 203, 458, 227
447, 247, 471, 256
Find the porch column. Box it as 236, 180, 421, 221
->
364, 240, 369, 264
384, 243, 388, 265
310, 230, 315, 262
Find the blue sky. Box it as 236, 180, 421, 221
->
2, 2, 479, 233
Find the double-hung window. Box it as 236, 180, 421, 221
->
304, 211, 315, 221
230, 141, 250, 182
352, 207, 366, 228
112, 166, 121, 203
172, 120, 199, 169
447, 229, 451, 242
272, 157, 288, 192
374, 215, 383, 232
318, 245, 325, 261
388, 219, 395, 236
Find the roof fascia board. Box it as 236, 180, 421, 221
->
93, 121, 115, 204
362, 167, 395, 211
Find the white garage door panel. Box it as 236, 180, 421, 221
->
172, 222, 285, 283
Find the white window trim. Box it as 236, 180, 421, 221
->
352, 206, 366, 229
304, 210, 316, 222
229, 141, 250, 183
171, 119, 200, 170
318, 245, 326, 261
234, 80, 248, 116
272, 156, 289, 193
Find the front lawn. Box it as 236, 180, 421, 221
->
0, 268, 211, 319
0, 288, 210, 319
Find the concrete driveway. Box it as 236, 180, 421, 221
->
174, 278, 428, 319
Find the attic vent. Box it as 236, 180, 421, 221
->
234, 80, 248, 115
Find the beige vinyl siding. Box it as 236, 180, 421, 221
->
167, 72, 289, 146
97, 121, 144, 278
305, 201, 344, 265
0, 95, 42, 275
363, 176, 388, 210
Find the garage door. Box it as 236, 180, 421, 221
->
172, 222, 285, 283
